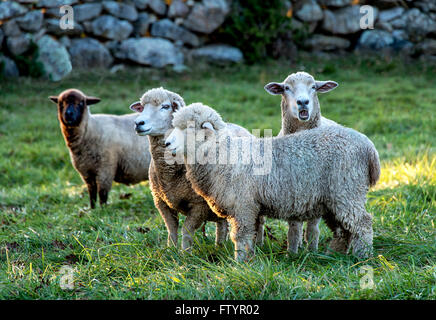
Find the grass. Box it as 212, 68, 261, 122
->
0, 55, 435, 299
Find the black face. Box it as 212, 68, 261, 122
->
60, 97, 86, 127
50, 90, 101, 127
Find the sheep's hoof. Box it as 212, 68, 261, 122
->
78, 208, 91, 217
167, 238, 178, 247
307, 243, 319, 252
286, 250, 299, 258
351, 245, 373, 260
182, 248, 193, 254
181, 238, 194, 252
235, 251, 251, 263
255, 236, 264, 246
327, 237, 349, 254
287, 245, 299, 255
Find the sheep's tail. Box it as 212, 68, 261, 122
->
367, 145, 381, 187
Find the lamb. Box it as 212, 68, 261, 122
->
49, 89, 151, 209
264, 71, 339, 253
165, 103, 380, 261
128, 87, 264, 250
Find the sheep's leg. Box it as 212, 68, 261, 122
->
255, 215, 265, 246
84, 175, 97, 209
97, 182, 111, 206
349, 211, 373, 259
181, 211, 206, 251
96, 172, 114, 206
327, 202, 373, 259
323, 209, 350, 254
88, 184, 97, 209
287, 220, 303, 254
327, 228, 351, 254
215, 219, 228, 245
305, 218, 321, 251
228, 214, 257, 262
155, 199, 179, 247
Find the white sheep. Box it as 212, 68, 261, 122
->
128, 87, 264, 250
165, 103, 380, 261
49, 89, 151, 208
264, 71, 339, 253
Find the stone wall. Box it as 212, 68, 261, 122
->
291, 0, 436, 57
1, 0, 435, 80
0, 0, 241, 80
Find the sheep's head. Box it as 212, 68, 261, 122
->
165, 103, 226, 156
129, 87, 185, 136
264, 71, 338, 122
49, 89, 100, 127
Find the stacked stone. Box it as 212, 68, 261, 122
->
291, 0, 436, 57
1, 0, 436, 80
0, 0, 243, 80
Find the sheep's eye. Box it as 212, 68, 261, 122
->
312, 85, 316, 90
285, 86, 290, 91
161, 104, 171, 110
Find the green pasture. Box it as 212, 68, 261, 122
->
0, 55, 434, 299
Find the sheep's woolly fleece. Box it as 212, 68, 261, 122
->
140, 87, 185, 107
283, 71, 316, 86
172, 103, 227, 131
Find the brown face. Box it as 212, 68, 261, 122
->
50, 89, 100, 127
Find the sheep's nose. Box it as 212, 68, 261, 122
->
136, 120, 145, 126
65, 109, 74, 118
297, 99, 309, 106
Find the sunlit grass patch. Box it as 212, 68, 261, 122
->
375, 153, 436, 190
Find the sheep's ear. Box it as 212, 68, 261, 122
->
49, 96, 58, 104
171, 100, 181, 111
129, 101, 144, 113
264, 82, 284, 95
315, 81, 338, 93
86, 96, 101, 105
201, 122, 215, 131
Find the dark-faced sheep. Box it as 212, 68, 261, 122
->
166, 103, 380, 261
49, 89, 151, 208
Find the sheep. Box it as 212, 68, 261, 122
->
165, 103, 380, 261
49, 89, 151, 209
128, 87, 264, 250
264, 71, 339, 253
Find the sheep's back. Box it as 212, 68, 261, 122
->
91, 113, 151, 183
255, 125, 375, 218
